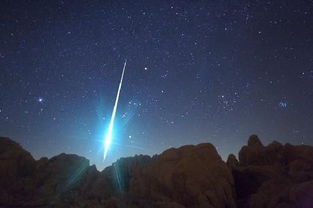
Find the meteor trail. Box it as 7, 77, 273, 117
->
103, 60, 127, 160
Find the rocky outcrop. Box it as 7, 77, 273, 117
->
0, 137, 114, 207
0, 137, 36, 206
0, 137, 235, 208
226, 154, 239, 168
230, 135, 313, 208
1, 135, 313, 207
111, 143, 236, 208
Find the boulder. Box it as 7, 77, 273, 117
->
2, 135, 313, 208
126, 143, 236, 208
233, 135, 313, 208
0, 137, 36, 206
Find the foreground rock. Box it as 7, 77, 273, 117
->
229, 135, 313, 208
0, 137, 235, 208
106, 143, 236, 208
1, 135, 313, 207
0, 137, 117, 207
0, 137, 36, 206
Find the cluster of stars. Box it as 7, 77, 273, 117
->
0, 0, 312, 169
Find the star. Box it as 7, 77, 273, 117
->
278, 101, 287, 108
37, 97, 44, 103
0, 0, 312, 171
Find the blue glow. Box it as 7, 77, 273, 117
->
103, 60, 127, 160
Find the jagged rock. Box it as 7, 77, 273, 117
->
34, 153, 91, 206
0, 137, 36, 178
0, 136, 36, 206
227, 154, 239, 168
232, 135, 313, 208
2, 135, 313, 208
126, 143, 236, 208
0, 137, 237, 208
239, 135, 266, 166
104, 154, 153, 193
37, 155, 117, 208
247, 135, 264, 148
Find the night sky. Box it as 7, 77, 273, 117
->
1, 0, 313, 170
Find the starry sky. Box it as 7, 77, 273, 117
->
1, 0, 313, 170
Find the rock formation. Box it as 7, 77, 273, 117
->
1, 135, 313, 207
230, 135, 313, 208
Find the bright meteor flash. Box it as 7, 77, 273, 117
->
103, 60, 127, 160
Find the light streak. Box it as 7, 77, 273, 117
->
103, 60, 127, 160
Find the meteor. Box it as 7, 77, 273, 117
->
103, 60, 127, 160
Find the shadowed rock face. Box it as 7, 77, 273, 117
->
0, 137, 35, 206
0, 137, 235, 208
110, 143, 236, 208
230, 135, 313, 208
1, 135, 313, 208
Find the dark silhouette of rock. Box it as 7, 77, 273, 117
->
247, 135, 264, 147
102, 143, 236, 208
227, 154, 239, 168
1, 135, 313, 207
0, 137, 36, 206
231, 136, 313, 208
127, 143, 236, 208
0, 136, 115, 207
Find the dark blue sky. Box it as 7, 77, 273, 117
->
1, 0, 312, 170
